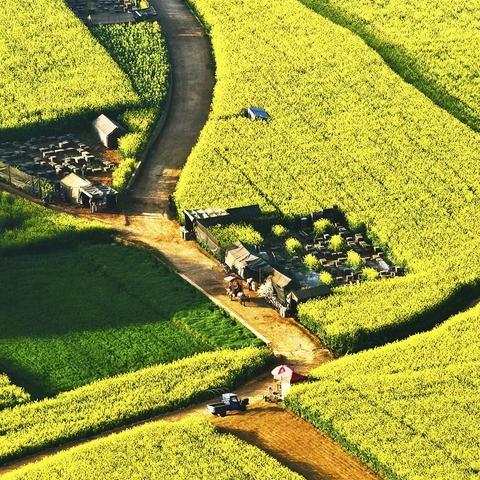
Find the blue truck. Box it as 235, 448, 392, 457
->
207, 393, 249, 417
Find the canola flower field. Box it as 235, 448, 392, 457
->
175, 0, 480, 352
92, 23, 170, 191
4, 417, 302, 480
0, 375, 29, 411
286, 304, 480, 480
301, 0, 480, 131
0, 347, 271, 464
0, 0, 138, 138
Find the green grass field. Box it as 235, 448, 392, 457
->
0, 0, 138, 138
0, 348, 271, 463
175, 0, 480, 353
0, 193, 261, 398
0, 244, 261, 398
286, 304, 480, 480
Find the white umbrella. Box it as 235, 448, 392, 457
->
271, 365, 294, 382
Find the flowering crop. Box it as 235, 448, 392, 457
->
175, 0, 480, 352
0, 375, 29, 411
0, 0, 138, 138
0, 347, 271, 464
302, 0, 480, 131
4, 417, 302, 480
286, 304, 480, 480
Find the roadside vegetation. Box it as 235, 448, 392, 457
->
0, 192, 111, 255
287, 304, 480, 480
175, 0, 480, 353
92, 23, 169, 191
3, 417, 301, 480
0, 0, 138, 139
0, 194, 262, 397
0, 348, 271, 464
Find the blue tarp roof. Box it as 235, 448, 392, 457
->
248, 107, 270, 120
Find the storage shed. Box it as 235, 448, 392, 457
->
247, 107, 270, 121
92, 114, 126, 149
225, 242, 273, 282
60, 173, 92, 204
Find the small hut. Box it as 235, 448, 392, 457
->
92, 114, 126, 149
60, 173, 92, 204
225, 242, 273, 282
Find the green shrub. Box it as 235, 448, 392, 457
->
272, 224, 288, 237
362, 267, 379, 281
319, 271, 334, 286
313, 219, 333, 235
0, 375, 30, 411
209, 223, 263, 250
118, 133, 144, 158
346, 250, 362, 270
328, 234, 345, 252
285, 237, 302, 255
304, 253, 320, 271
112, 158, 137, 192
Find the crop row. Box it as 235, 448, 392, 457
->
0, 0, 138, 138
1, 238, 261, 397
0, 347, 271, 464
301, 0, 480, 131
286, 304, 480, 480
0, 374, 29, 411
4, 417, 302, 480
175, 0, 480, 352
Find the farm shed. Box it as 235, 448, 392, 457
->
225, 242, 273, 282
270, 269, 331, 311
80, 184, 118, 209
60, 173, 92, 203
92, 114, 126, 149
247, 107, 270, 121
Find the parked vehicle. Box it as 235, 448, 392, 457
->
207, 393, 249, 417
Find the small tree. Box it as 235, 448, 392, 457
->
319, 271, 334, 286
272, 224, 288, 237
39, 179, 54, 201
362, 267, 379, 281
303, 253, 320, 271
285, 237, 302, 255
328, 234, 345, 252
313, 218, 333, 236
346, 250, 362, 270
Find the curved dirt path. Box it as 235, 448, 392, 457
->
129, 0, 214, 205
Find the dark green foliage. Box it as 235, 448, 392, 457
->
0, 243, 262, 398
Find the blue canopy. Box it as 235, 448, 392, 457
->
247, 107, 270, 120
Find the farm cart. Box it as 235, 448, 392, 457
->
207, 393, 249, 417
